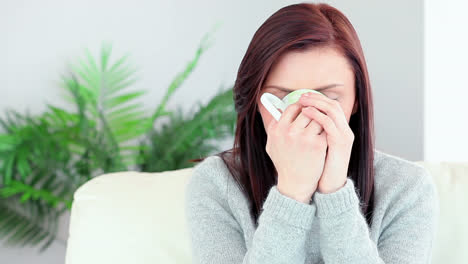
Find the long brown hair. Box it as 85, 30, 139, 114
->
190, 2, 375, 226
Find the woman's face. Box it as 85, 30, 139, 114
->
257, 46, 357, 133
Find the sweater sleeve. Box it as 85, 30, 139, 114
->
184, 159, 317, 264
312, 167, 438, 263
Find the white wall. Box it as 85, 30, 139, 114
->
424, 0, 468, 162
1, 0, 440, 263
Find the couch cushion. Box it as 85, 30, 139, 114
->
415, 161, 468, 263
65, 168, 194, 264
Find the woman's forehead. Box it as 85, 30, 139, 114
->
264, 47, 354, 90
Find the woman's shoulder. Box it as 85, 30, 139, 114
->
373, 149, 437, 208
185, 155, 232, 201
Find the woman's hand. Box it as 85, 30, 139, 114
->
265, 101, 328, 203
298, 92, 355, 194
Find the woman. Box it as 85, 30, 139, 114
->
185, 2, 438, 263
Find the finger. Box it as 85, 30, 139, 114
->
278, 102, 303, 126
299, 94, 348, 130
308, 119, 323, 135
290, 109, 312, 130
294, 108, 323, 134
318, 132, 328, 146
266, 116, 277, 135
302, 106, 337, 137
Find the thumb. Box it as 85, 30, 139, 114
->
267, 119, 277, 134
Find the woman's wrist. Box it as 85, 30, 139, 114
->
277, 183, 316, 204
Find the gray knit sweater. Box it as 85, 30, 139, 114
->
184, 149, 439, 263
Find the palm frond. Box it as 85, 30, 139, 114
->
139, 85, 236, 172
148, 23, 221, 126
0, 110, 76, 250
68, 43, 147, 148
0, 196, 64, 252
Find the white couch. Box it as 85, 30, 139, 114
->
64, 161, 468, 264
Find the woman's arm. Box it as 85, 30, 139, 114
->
312, 167, 438, 263
185, 160, 317, 264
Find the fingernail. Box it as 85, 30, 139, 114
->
303, 93, 311, 97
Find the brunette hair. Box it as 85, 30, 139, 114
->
190, 2, 375, 226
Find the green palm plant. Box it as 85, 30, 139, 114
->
0, 24, 236, 251
139, 85, 236, 172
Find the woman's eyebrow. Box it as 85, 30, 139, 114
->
264, 84, 343, 92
